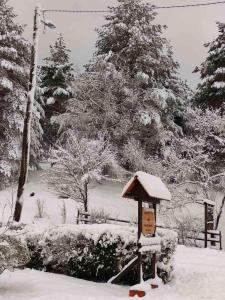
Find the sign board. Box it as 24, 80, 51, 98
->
142, 208, 155, 235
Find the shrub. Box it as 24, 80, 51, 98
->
157, 228, 178, 283
0, 233, 30, 274
175, 214, 203, 246
14, 224, 177, 284
89, 209, 111, 224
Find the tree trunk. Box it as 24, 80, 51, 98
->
84, 181, 88, 213
13, 6, 41, 222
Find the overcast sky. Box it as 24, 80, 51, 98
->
9, 0, 225, 89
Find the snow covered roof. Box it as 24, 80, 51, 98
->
203, 199, 215, 206
122, 171, 171, 202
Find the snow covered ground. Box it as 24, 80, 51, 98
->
0, 167, 225, 299
0, 245, 225, 300
0, 168, 138, 224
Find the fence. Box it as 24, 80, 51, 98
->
76, 210, 222, 250
181, 230, 222, 250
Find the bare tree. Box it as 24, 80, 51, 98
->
47, 132, 116, 213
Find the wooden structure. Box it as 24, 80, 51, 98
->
203, 199, 216, 248
110, 171, 171, 296
181, 230, 222, 250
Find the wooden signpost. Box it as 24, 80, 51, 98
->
110, 171, 171, 298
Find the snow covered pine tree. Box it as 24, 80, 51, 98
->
0, 0, 43, 189
58, 0, 190, 168
194, 22, 225, 108
40, 34, 74, 150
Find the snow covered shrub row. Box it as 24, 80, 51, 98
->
20, 224, 177, 284
0, 233, 30, 274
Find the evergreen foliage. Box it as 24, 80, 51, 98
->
0, 0, 43, 188
40, 35, 74, 149
58, 0, 190, 167
194, 22, 225, 107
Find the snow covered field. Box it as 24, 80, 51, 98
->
0, 245, 224, 300
0, 168, 138, 224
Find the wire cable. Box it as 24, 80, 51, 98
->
156, 0, 225, 8
42, 1, 225, 13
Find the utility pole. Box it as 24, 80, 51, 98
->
13, 5, 41, 222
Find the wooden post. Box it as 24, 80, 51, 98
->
204, 203, 208, 248
13, 5, 41, 222
220, 231, 222, 251
137, 199, 143, 283
77, 210, 80, 224
151, 203, 157, 279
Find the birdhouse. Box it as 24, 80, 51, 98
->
122, 171, 171, 204
111, 172, 171, 291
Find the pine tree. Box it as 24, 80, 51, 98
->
58, 0, 190, 165
95, 0, 179, 87
0, 0, 43, 188
194, 22, 225, 107
40, 35, 74, 148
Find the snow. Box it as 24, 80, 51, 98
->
46, 97, 56, 105
0, 168, 137, 224
122, 171, 171, 201
23, 223, 137, 246
139, 235, 161, 246
136, 71, 149, 84
0, 246, 225, 299
53, 87, 70, 97
131, 276, 163, 292
212, 81, 225, 89
140, 111, 152, 126
0, 59, 25, 74
203, 199, 215, 206
215, 67, 225, 74
0, 46, 17, 57
139, 244, 161, 253
0, 77, 13, 91
0, 268, 127, 300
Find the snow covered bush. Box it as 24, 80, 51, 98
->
21, 224, 177, 284
47, 132, 116, 213
157, 228, 178, 283
0, 234, 30, 274
89, 209, 111, 224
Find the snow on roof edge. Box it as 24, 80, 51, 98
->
121, 171, 171, 201
203, 199, 215, 206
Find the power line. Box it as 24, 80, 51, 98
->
42, 1, 225, 13
157, 0, 225, 8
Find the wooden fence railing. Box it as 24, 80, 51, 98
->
181, 230, 222, 250
76, 210, 222, 250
